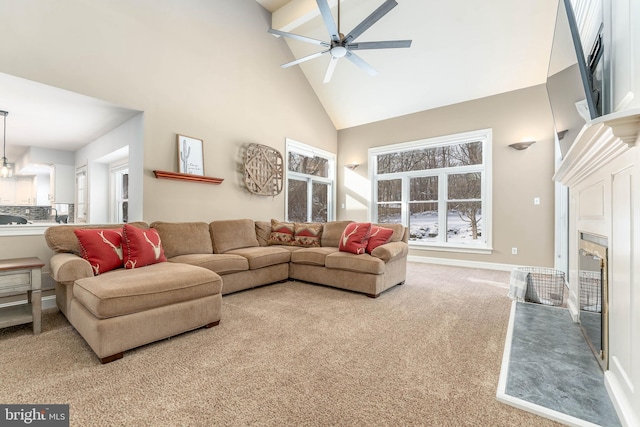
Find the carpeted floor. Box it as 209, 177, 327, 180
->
0, 263, 560, 426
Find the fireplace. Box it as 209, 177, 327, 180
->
578, 232, 608, 371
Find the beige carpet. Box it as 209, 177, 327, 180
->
0, 263, 560, 426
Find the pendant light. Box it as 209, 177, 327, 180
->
0, 110, 11, 178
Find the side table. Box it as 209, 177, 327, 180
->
0, 257, 45, 334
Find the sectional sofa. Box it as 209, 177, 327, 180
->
44, 219, 409, 363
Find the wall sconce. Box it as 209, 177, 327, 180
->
508, 141, 536, 150
345, 163, 359, 170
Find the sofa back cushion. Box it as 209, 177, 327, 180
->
255, 221, 272, 246
321, 221, 353, 247
151, 221, 212, 258
210, 219, 259, 253
44, 222, 149, 255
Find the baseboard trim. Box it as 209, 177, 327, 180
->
496, 301, 602, 427
408, 255, 520, 272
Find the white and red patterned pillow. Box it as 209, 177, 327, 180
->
294, 222, 323, 247
338, 222, 372, 254
268, 219, 296, 246
366, 226, 394, 253
74, 228, 124, 275
122, 224, 166, 269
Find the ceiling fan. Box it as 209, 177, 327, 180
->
268, 0, 412, 83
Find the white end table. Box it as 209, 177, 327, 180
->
0, 257, 45, 334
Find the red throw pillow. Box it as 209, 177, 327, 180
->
366, 226, 394, 253
74, 228, 124, 275
122, 224, 166, 269
338, 222, 372, 254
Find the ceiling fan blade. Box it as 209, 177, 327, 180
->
281, 50, 330, 68
268, 28, 330, 47
345, 51, 378, 76
344, 0, 398, 44
323, 56, 339, 83
316, 0, 341, 43
347, 40, 412, 50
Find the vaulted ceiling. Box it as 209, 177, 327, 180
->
256, 0, 558, 129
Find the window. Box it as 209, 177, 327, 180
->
370, 129, 492, 253
110, 162, 128, 223
285, 139, 335, 223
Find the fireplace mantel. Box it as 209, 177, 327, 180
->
554, 109, 640, 187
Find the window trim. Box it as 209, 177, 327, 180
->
285, 138, 336, 223
368, 129, 493, 254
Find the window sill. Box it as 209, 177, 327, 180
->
409, 242, 493, 255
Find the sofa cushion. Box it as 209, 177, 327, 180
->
290, 247, 338, 266
339, 222, 372, 255
168, 253, 248, 275
74, 228, 124, 275
321, 221, 353, 247
268, 219, 296, 246
325, 251, 385, 275
294, 222, 323, 247
210, 219, 259, 253
366, 226, 395, 254
151, 221, 212, 258
44, 222, 148, 255
123, 224, 167, 269
226, 246, 291, 270
73, 262, 222, 319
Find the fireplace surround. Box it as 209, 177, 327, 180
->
578, 231, 608, 371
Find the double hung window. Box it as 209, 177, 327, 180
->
286, 139, 335, 223
370, 129, 492, 252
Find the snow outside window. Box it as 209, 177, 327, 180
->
369, 129, 492, 253
285, 139, 335, 223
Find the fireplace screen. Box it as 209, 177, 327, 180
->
578, 232, 608, 371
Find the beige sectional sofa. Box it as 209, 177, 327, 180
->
44, 219, 408, 363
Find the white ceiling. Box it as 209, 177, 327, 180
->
0, 72, 140, 164
257, 0, 559, 129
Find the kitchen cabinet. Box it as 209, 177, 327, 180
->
0, 178, 16, 204
49, 164, 75, 204
0, 177, 36, 206
15, 176, 35, 205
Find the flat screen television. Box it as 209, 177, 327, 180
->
546, 0, 604, 157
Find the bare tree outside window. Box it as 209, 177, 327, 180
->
371, 131, 489, 248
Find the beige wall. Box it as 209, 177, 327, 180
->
0, 0, 336, 272
337, 84, 557, 267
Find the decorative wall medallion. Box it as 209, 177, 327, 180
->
243, 143, 283, 196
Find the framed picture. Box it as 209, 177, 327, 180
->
177, 134, 204, 176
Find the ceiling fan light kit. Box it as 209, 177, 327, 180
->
269, 0, 412, 83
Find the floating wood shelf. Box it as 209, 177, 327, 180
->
153, 170, 224, 184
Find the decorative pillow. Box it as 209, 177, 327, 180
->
294, 222, 323, 247
74, 228, 124, 275
268, 219, 296, 246
122, 224, 166, 269
338, 222, 372, 254
366, 226, 394, 254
